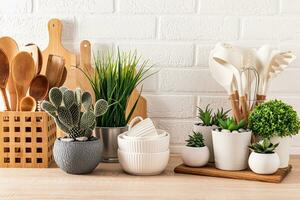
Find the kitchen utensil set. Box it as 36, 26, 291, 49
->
0, 38, 66, 111
209, 43, 295, 121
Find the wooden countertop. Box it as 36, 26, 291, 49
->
1, 155, 300, 200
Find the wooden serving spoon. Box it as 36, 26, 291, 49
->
23, 43, 43, 75
29, 75, 49, 111
0, 49, 11, 111
0, 37, 19, 111
12, 52, 36, 111
45, 55, 65, 88
20, 96, 36, 112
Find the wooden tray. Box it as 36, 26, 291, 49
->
174, 163, 292, 183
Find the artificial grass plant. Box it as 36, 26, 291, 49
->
81, 48, 154, 127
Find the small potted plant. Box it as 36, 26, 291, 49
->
212, 118, 251, 170
42, 87, 109, 174
248, 139, 280, 174
182, 132, 209, 167
193, 105, 229, 162
82, 49, 154, 162
249, 100, 300, 168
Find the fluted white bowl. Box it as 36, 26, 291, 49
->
118, 129, 170, 153
122, 129, 167, 140
118, 149, 170, 175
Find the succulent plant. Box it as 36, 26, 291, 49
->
186, 132, 205, 148
218, 117, 246, 132
197, 105, 214, 126
212, 108, 230, 126
42, 87, 109, 139
249, 139, 279, 154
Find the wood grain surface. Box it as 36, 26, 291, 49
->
174, 163, 291, 183
0, 155, 300, 200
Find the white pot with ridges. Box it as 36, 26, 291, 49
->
212, 118, 251, 171
248, 139, 280, 174
182, 132, 209, 167
194, 105, 230, 162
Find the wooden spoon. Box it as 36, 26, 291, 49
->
20, 96, 36, 112
23, 43, 43, 75
0, 49, 11, 111
12, 52, 36, 111
0, 37, 19, 111
45, 55, 65, 88
29, 75, 49, 111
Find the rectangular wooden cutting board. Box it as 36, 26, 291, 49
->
174, 163, 292, 183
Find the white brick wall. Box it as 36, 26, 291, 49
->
1, 0, 300, 153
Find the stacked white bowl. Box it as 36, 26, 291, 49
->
118, 117, 170, 175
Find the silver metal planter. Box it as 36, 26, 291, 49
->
94, 127, 128, 163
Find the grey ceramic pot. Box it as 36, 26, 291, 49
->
53, 138, 103, 174
93, 127, 128, 163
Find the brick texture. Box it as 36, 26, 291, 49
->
0, 0, 300, 153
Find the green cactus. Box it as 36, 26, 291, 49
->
42, 87, 109, 140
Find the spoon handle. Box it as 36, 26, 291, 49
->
0, 88, 11, 111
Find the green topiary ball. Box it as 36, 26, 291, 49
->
249, 99, 300, 138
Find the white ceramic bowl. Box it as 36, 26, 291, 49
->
118, 149, 170, 175
122, 129, 167, 140
118, 129, 170, 153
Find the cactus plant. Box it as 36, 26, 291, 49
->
42, 87, 109, 139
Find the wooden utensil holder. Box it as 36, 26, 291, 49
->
0, 111, 56, 168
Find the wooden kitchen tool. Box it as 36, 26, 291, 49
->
29, 75, 49, 111
57, 66, 67, 87
0, 37, 19, 111
23, 43, 43, 75
0, 49, 11, 111
42, 18, 77, 89
20, 96, 36, 112
126, 89, 148, 120
11, 52, 36, 111
45, 55, 65, 88
174, 163, 292, 183
78, 40, 95, 101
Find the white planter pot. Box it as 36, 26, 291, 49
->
182, 146, 209, 167
248, 152, 280, 174
270, 136, 292, 168
212, 130, 252, 171
193, 124, 216, 162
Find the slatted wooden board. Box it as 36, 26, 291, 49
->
0, 111, 56, 168
174, 163, 292, 183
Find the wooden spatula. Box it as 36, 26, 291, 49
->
11, 52, 35, 111
42, 18, 77, 89
78, 40, 95, 102
45, 55, 65, 88
0, 37, 19, 111
0, 49, 11, 111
